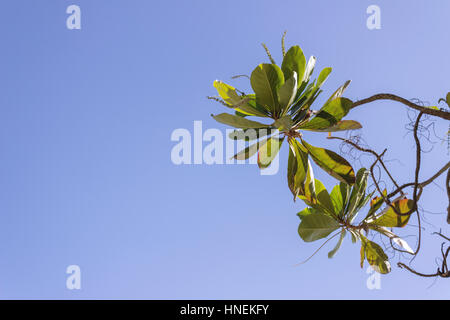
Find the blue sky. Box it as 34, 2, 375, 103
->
0, 0, 449, 299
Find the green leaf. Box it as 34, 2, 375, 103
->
302, 120, 362, 132
328, 229, 346, 258
330, 183, 350, 217
361, 236, 391, 274
257, 137, 284, 169
346, 168, 369, 220
324, 80, 351, 106
316, 67, 332, 88
228, 128, 273, 141
297, 207, 318, 220
288, 141, 309, 198
371, 199, 414, 227
212, 113, 270, 129
213, 81, 267, 117
302, 159, 316, 203
287, 145, 299, 197
364, 190, 387, 221
301, 139, 356, 185
281, 46, 306, 88
278, 73, 298, 114
251, 64, 285, 113
298, 98, 353, 131
446, 92, 450, 106
298, 213, 340, 242
314, 179, 336, 216
213, 80, 243, 106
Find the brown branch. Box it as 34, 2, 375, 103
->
447, 169, 450, 224
352, 94, 450, 120
388, 161, 450, 198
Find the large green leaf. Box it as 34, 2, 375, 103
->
371, 199, 414, 227
301, 140, 356, 185
213, 81, 267, 117
289, 139, 309, 193
257, 137, 284, 169
287, 145, 299, 197
346, 168, 369, 220
251, 64, 285, 113
330, 182, 350, 217
313, 179, 335, 216
278, 72, 298, 114
298, 213, 340, 242
316, 67, 332, 88
302, 120, 362, 132
297, 207, 319, 220
213, 80, 242, 105
212, 113, 270, 129
281, 46, 306, 88
298, 98, 353, 131
328, 229, 346, 258
361, 236, 391, 274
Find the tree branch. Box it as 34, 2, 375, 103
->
352, 94, 450, 120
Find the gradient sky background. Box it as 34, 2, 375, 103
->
0, 0, 449, 299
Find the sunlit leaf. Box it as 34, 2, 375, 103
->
364, 190, 387, 221
298, 213, 340, 242
297, 207, 319, 220
330, 182, 350, 217
346, 168, 369, 220
257, 137, 284, 169
213, 81, 267, 117
316, 67, 332, 88
371, 198, 414, 228
281, 46, 306, 88
301, 139, 356, 185
298, 98, 353, 131
278, 72, 298, 113
251, 64, 285, 113
314, 179, 336, 216
212, 113, 270, 129
361, 236, 391, 274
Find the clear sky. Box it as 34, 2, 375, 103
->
0, 0, 449, 299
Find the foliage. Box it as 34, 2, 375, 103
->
206, 36, 443, 275
208, 41, 361, 189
